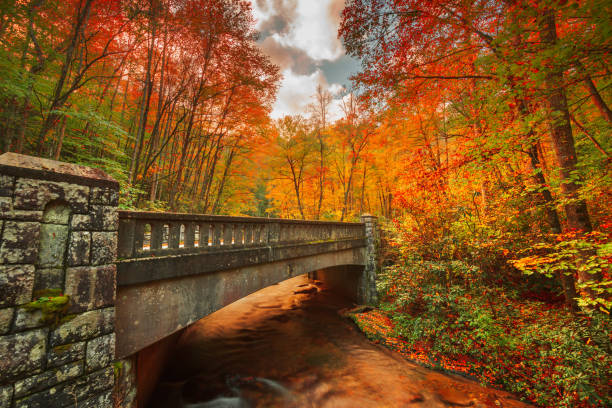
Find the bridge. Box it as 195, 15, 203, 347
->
0, 153, 378, 408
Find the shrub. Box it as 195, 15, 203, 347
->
372, 259, 611, 407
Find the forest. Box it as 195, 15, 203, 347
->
0, 0, 610, 407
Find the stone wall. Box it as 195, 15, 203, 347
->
360, 214, 379, 305
0, 153, 122, 408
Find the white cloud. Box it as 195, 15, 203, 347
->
253, 0, 344, 62
328, 83, 344, 96
328, 98, 345, 122
271, 69, 345, 121
271, 69, 324, 119
252, 0, 348, 121
282, 1, 343, 61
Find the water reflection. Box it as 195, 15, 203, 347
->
149, 275, 531, 408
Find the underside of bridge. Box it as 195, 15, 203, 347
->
115, 243, 366, 358
117, 250, 367, 407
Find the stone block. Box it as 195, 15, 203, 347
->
47, 341, 86, 368
65, 265, 115, 312
50, 307, 114, 346
0, 196, 11, 215
0, 174, 14, 196
67, 231, 91, 266
13, 179, 89, 213
0, 385, 13, 408
14, 361, 83, 398
0, 329, 47, 382
90, 205, 118, 231
91, 232, 117, 266
1, 210, 43, 222
0, 221, 40, 264
14, 385, 69, 408
77, 390, 112, 408
0, 307, 14, 334
108, 189, 119, 206
33, 268, 64, 294
15, 367, 115, 408
42, 201, 71, 224
71, 214, 91, 230
37, 223, 69, 268
13, 308, 44, 331
0, 265, 34, 307
90, 187, 109, 205
79, 366, 114, 395
86, 333, 115, 372
82, 366, 115, 394
16, 367, 115, 408
13, 382, 77, 408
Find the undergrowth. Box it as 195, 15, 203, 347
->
352, 260, 611, 408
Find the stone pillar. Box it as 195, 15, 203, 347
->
360, 214, 379, 305
0, 153, 121, 407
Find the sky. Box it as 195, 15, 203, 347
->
251, 0, 361, 121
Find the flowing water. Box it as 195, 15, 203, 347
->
149, 275, 532, 408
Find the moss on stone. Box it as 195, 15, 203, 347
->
22, 292, 70, 326
113, 361, 124, 378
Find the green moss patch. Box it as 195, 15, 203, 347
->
23, 291, 70, 326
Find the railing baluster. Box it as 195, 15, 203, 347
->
270, 222, 280, 243
185, 222, 195, 248
245, 224, 252, 246
169, 223, 180, 249
215, 223, 223, 246
151, 222, 163, 250
207, 224, 214, 247
194, 224, 201, 248
233, 224, 243, 248
224, 223, 233, 246
134, 222, 145, 254
254, 225, 261, 244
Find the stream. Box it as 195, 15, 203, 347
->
148, 275, 532, 408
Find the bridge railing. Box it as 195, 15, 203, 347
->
117, 211, 365, 259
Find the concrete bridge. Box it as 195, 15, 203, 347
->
0, 153, 378, 407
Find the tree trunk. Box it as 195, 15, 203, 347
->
539, 8, 597, 301
37, 0, 93, 152
211, 146, 237, 214
581, 71, 612, 124
317, 131, 325, 219
539, 10, 592, 233
288, 159, 306, 220
53, 116, 67, 160
569, 114, 609, 158
526, 144, 578, 311
129, 14, 157, 185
